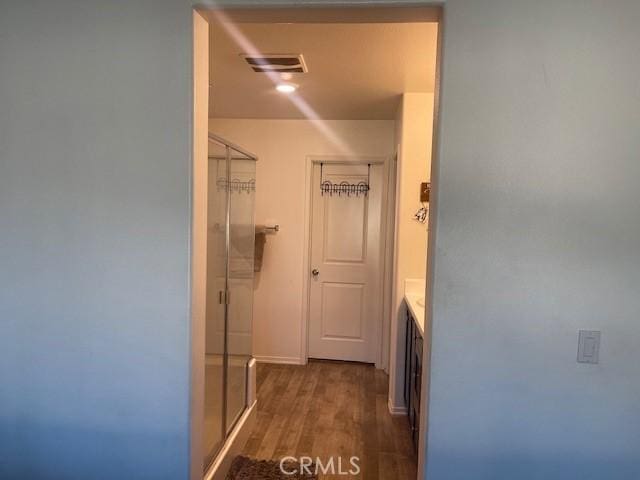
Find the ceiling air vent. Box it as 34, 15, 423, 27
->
241, 54, 308, 74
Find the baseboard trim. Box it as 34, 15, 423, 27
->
204, 400, 257, 480
388, 396, 408, 416
254, 355, 305, 365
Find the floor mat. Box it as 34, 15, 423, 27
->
225, 456, 318, 480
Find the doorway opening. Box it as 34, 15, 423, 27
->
193, 5, 442, 480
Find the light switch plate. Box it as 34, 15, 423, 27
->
577, 330, 601, 364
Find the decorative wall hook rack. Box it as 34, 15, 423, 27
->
320, 163, 370, 197
217, 177, 256, 194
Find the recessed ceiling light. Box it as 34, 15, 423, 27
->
276, 83, 297, 94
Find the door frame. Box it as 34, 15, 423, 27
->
301, 155, 392, 369
195, 5, 445, 480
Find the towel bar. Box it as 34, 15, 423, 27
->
256, 224, 279, 234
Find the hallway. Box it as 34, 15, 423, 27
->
243, 361, 417, 479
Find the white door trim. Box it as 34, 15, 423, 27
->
301, 155, 391, 368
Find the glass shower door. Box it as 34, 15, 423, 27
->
203, 135, 256, 471
225, 149, 256, 433
203, 140, 228, 467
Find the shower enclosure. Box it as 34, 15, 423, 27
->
204, 133, 256, 470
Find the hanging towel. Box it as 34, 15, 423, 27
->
254, 231, 267, 272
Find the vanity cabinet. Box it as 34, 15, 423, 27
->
404, 308, 423, 452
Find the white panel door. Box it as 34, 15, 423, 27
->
308, 162, 384, 363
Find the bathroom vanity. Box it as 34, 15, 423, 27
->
404, 280, 426, 452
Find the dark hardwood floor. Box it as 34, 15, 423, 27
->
242, 360, 417, 479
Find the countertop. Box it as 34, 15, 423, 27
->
404, 279, 426, 337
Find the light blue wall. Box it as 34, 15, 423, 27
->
2, 1, 640, 479
427, 1, 640, 479
0, 1, 193, 479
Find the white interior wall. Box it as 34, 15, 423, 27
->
389, 93, 434, 411
209, 118, 395, 364
191, 11, 209, 480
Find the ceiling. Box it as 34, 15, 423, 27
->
208, 20, 438, 120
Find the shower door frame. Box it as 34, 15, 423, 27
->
204, 133, 258, 472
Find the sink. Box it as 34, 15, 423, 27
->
416, 297, 425, 308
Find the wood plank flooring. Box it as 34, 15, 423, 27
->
242, 360, 417, 479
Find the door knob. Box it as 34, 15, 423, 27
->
311, 268, 320, 277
